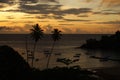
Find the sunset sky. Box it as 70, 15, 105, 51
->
0, 0, 120, 34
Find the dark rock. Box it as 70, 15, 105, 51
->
0, 45, 32, 80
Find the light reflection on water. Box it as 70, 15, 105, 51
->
0, 34, 120, 69
15, 46, 120, 70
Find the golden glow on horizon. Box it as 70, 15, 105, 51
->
0, 0, 120, 34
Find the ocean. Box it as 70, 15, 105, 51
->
0, 34, 120, 69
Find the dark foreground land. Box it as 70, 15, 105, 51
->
0, 45, 120, 80
0, 45, 98, 80
94, 67, 120, 80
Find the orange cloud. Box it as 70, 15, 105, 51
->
86, 0, 120, 7
102, 0, 120, 7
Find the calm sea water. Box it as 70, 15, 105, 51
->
0, 34, 120, 69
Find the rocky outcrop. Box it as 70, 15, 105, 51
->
0, 45, 32, 80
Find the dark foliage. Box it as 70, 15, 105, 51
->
32, 66, 98, 80
30, 24, 44, 42
51, 29, 62, 41
80, 31, 120, 51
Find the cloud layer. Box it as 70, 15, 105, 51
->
102, 0, 120, 7
0, 0, 119, 34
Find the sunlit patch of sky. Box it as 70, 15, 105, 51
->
0, 0, 120, 34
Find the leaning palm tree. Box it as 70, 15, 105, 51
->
46, 29, 62, 69
30, 24, 44, 67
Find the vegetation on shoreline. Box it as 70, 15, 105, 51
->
80, 31, 120, 51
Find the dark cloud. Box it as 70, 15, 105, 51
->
101, 12, 120, 15
0, 20, 8, 22
1, 2, 92, 18
22, 16, 35, 19
0, 26, 14, 31
62, 8, 91, 15
39, 21, 49, 22
78, 15, 89, 17
102, 0, 120, 7
0, 0, 13, 3
0, 26, 25, 33
86, 0, 120, 7
19, 4, 62, 14
0, 4, 5, 8
40, 0, 59, 3
36, 15, 63, 19
93, 9, 120, 15
0, 25, 31, 33
57, 20, 66, 22
59, 24, 74, 25
0, 0, 58, 5
0, 0, 16, 8
0, 0, 38, 9
0, 0, 16, 6
52, 15, 64, 19
93, 11, 120, 15
12, 4, 92, 20
18, 4, 92, 16
96, 21, 120, 24
10, 21, 34, 24
63, 19, 91, 22
19, 0, 38, 4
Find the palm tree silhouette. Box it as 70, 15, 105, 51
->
46, 29, 62, 69
30, 24, 44, 67
25, 36, 28, 62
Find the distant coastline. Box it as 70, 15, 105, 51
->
80, 31, 120, 51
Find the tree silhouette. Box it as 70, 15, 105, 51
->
25, 36, 28, 62
46, 29, 62, 69
30, 24, 44, 67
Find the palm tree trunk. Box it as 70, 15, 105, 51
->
46, 41, 56, 69
31, 41, 37, 67
25, 36, 28, 62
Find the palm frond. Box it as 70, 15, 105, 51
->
51, 29, 62, 41
30, 24, 44, 42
